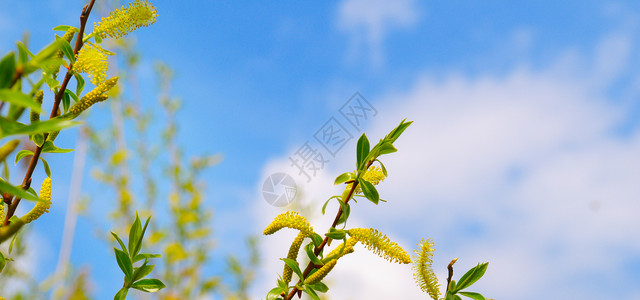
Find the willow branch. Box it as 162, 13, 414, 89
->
2, 0, 96, 227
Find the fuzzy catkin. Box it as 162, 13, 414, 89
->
94, 0, 158, 39
263, 211, 313, 236
21, 178, 52, 223
68, 77, 118, 116
412, 238, 440, 300
348, 228, 411, 264
283, 231, 306, 283
304, 259, 337, 284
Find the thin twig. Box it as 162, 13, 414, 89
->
446, 257, 458, 295
2, 0, 96, 226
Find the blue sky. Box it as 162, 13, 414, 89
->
2, 0, 640, 299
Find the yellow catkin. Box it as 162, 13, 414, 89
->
30, 90, 44, 124
304, 259, 337, 285
412, 238, 440, 300
346, 165, 386, 194
0, 140, 20, 161
94, 0, 158, 39
263, 211, 313, 236
324, 238, 357, 262
283, 231, 306, 283
348, 228, 411, 264
74, 43, 109, 85
21, 178, 52, 224
0, 200, 5, 222
68, 77, 118, 116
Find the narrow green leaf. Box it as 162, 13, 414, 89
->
114, 248, 133, 281
14, 150, 34, 165
132, 253, 161, 263
111, 232, 127, 253
326, 228, 346, 240
62, 90, 70, 113
304, 286, 321, 300
73, 72, 85, 96
334, 172, 355, 185
55, 36, 74, 64
375, 159, 388, 176
53, 25, 79, 32
378, 142, 398, 155
0, 52, 16, 89
305, 243, 323, 266
16, 42, 31, 65
0, 179, 40, 201
31, 39, 63, 69
359, 178, 379, 205
335, 200, 350, 226
310, 233, 323, 248
307, 282, 329, 293
459, 292, 486, 300
0, 90, 41, 113
454, 263, 488, 292
41, 141, 74, 153
113, 287, 128, 300
0, 251, 6, 273
356, 133, 370, 170
131, 278, 166, 293
39, 157, 51, 177
128, 213, 142, 257
0, 116, 80, 138
266, 286, 287, 300
281, 258, 303, 280
131, 262, 154, 283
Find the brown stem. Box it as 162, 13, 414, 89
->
2, 0, 96, 227
284, 161, 372, 300
446, 257, 458, 295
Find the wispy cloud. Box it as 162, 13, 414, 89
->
336, 0, 419, 68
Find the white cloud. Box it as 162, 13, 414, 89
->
252, 32, 640, 299
336, 0, 419, 68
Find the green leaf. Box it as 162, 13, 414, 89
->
53, 25, 79, 32
378, 142, 398, 155
0, 251, 6, 273
131, 278, 166, 293
114, 287, 128, 300
114, 248, 133, 281
375, 159, 388, 176
62, 90, 70, 113
359, 178, 379, 205
0, 89, 41, 113
454, 263, 488, 292
305, 243, 323, 266
56, 36, 74, 64
0, 179, 40, 201
73, 72, 85, 96
16, 42, 31, 65
39, 157, 51, 177
334, 172, 355, 185
31, 133, 45, 147
385, 119, 413, 144
454, 295, 463, 300
31, 39, 63, 69
307, 282, 328, 293
266, 286, 286, 300
310, 232, 323, 248
326, 228, 346, 240
0, 116, 80, 139
281, 258, 303, 281
356, 133, 370, 170
41, 140, 74, 153
132, 253, 161, 263
0, 52, 16, 89
131, 262, 154, 283
128, 213, 142, 257
14, 150, 33, 165
335, 199, 350, 226
111, 232, 127, 253
459, 292, 486, 300
304, 285, 321, 300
